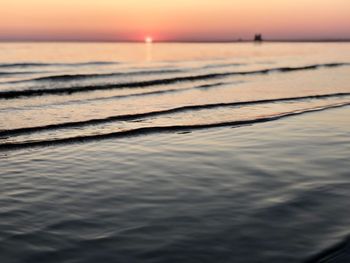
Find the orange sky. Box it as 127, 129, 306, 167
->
0, 0, 349, 41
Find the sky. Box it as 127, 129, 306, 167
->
0, 0, 349, 42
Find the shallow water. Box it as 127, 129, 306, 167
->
1, 43, 350, 262
1, 106, 350, 263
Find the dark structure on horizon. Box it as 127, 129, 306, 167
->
254, 34, 263, 42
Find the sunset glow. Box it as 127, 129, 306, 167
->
145, 37, 153, 44
0, 0, 349, 41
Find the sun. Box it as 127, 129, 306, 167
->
145, 36, 153, 43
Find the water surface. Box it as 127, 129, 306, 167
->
1, 43, 350, 262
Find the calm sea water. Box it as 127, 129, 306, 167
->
0, 43, 350, 262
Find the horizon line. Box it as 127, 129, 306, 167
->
1, 38, 350, 43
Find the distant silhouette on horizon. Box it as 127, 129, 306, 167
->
254, 34, 263, 42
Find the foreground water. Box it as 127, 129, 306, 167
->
0, 43, 350, 262
1, 106, 350, 263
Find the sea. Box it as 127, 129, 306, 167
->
0, 42, 350, 262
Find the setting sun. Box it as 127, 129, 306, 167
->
145, 37, 153, 43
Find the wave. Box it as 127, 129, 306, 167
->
0, 71, 45, 76
304, 235, 350, 263
1, 102, 349, 151
0, 81, 232, 112
0, 63, 348, 99
1, 93, 349, 138
4, 69, 184, 84
201, 63, 243, 69
0, 61, 118, 68
93, 81, 229, 101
